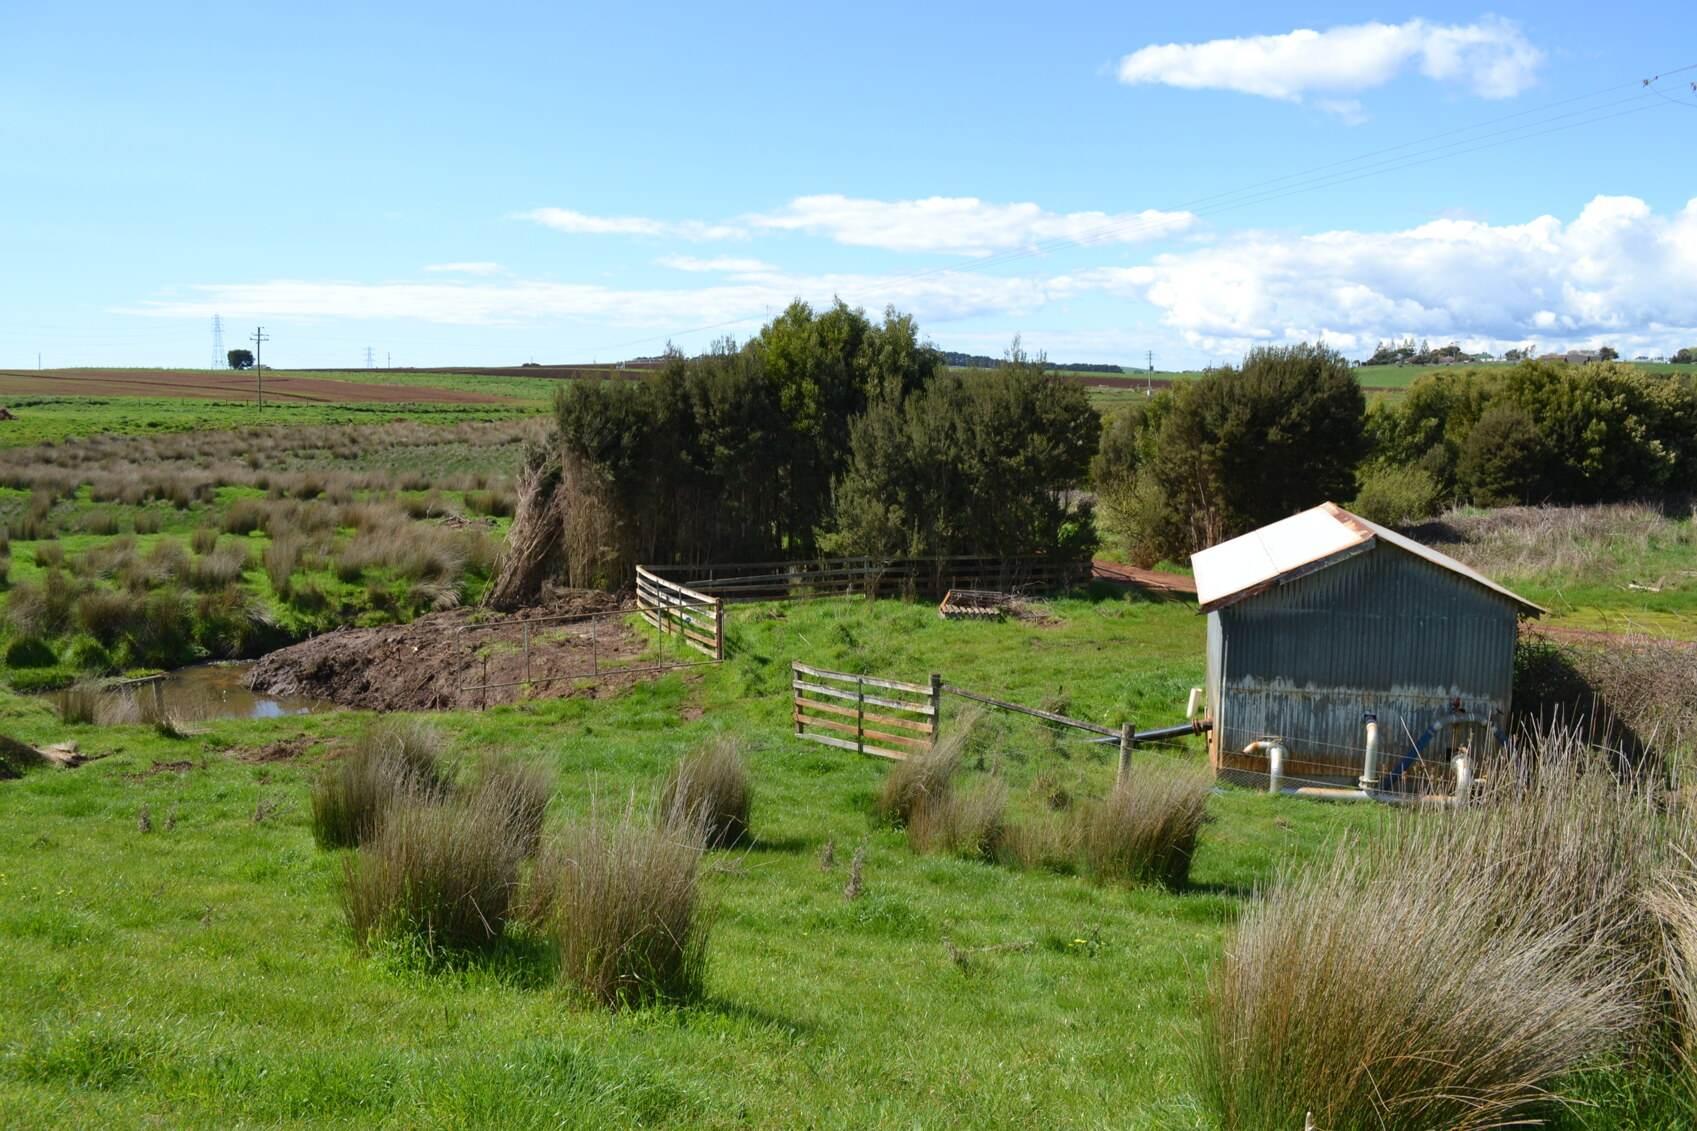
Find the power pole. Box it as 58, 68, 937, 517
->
1146, 350, 1154, 396
386, 351, 390, 369
251, 326, 270, 406
211, 314, 225, 370
363, 346, 375, 369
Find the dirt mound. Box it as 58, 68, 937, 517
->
244, 592, 654, 711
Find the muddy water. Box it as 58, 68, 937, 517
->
148, 662, 335, 720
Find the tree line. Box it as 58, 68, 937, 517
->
1094, 350, 1697, 564
538, 301, 1697, 584
547, 302, 1097, 585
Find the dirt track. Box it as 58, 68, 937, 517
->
244, 593, 675, 710
0, 369, 514, 404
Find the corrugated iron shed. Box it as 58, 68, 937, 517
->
1192, 502, 1542, 789
1192, 502, 1544, 615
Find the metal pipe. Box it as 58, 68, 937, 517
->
1359, 712, 1381, 792
1453, 751, 1474, 807
1243, 739, 1287, 794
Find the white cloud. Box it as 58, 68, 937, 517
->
518, 207, 746, 241
748, 194, 1196, 256
657, 255, 775, 274
423, 261, 503, 275
1079, 195, 1697, 355
1117, 17, 1541, 104
522, 195, 1195, 257
123, 267, 1069, 330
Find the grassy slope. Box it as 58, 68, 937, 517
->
0, 593, 1403, 1129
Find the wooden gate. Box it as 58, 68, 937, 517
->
635, 566, 725, 661
790, 662, 940, 760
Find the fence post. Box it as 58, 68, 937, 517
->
856, 677, 866, 757
1117, 722, 1135, 787
929, 673, 943, 749
591, 615, 599, 675
713, 599, 725, 662
523, 621, 532, 690
480, 653, 488, 711
152, 678, 165, 720
792, 662, 804, 737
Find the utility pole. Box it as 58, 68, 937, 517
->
211, 314, 225, 370
363, 346, 375, 369
251, 326, 270, 407
1145, 350, 1154, 396
386, 351, 390, 369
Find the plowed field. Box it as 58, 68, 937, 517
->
0, 368, 512, 403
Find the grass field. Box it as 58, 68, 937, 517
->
2, 371, 1694, 1127
0, 594, 1406, 1129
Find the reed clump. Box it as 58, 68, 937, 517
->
1198, 729, 1686, 1131
309, 718, 452, 849
657, 736, 751, 848
524, 800, 710, 1008
1080, 768, 1211, 889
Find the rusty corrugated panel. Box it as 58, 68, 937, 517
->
1208, 541, 1518, 785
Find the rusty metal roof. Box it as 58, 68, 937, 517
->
1190, 502, 1545, 615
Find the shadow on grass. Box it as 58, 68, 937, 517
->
694, 995, 817, 1040
369, 931, 559, 991
743, 833, 810, 854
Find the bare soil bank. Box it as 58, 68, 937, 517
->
244, 592, 658, 710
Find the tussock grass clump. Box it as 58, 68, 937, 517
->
221, 497, 268, 535
131, 508, 162, 535
187, 540, 248, 590
340, 797, 527, 955
310, 719, 452, 849
1081, 767, 1210, 889
995, 810, 1079, 873
189, 526, 219, 555
908, 779, 1007, 861
658, 736, 751, 848
263, 533, 302, 596
1201, 844, 1645, 1131
1199, 732, 1678, 1131
527, 801, 710, 1008
875, 719, 975, 827
467, 756, 555, 859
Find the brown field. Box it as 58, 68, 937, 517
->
0, 368, 515, 404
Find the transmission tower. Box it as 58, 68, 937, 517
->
364, 346, 375, 369
211, 315, 225, 370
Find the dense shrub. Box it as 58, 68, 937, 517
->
1095, 344, 1366, 564
1350, 465, 1441, 527
310, 719, 451, 849
526, 802, 710, 1008
657, 736, 751, 848
830, 350, 1100, 562
1080, 768, 1210, 889
340, 797, 527, 955
1369, 361, 1697, 506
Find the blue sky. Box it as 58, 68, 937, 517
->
3, 2, 1694, 370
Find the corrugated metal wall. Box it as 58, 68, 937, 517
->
1209, 543, 1518, 785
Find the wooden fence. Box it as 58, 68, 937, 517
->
635, 566, 725, 661
791, 662, 940, 761
648, 555, 1088, 603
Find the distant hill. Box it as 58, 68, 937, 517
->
940, 350, 1125, 374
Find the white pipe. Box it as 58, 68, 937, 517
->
1359, 713, 1381, 792
1243, 739, 1287, 794
1186, 687, 1203, 720
1452, 751, 1474, 807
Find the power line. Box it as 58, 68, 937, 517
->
584, 62, 1697, 358
251, 326, 270, 406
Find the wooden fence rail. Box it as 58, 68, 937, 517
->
650, 556, 1088, 603
791, 662, 940, 761
635, 566, 725, 661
